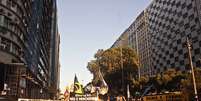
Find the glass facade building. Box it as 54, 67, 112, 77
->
0, 0, 59, 100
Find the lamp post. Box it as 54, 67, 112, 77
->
135, 31, 140, 80
120, 39, 124, 96
186, 37, 199, 101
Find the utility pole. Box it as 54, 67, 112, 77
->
186, 37, 199, 101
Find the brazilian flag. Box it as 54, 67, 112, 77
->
73, 74, 84, 95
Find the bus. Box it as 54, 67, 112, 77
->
142, 91, 188, 101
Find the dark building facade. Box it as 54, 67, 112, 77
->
49, 0, 60, 98
0, 0, 31, 99
0, 0, 59, 100
147, 0, 201, 73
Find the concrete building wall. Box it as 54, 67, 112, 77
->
0, 0, 26, 63
111, 29, 129, 48
0, 51, 18, 63
0, 0, 31, 99
128, 10, 153, 77
114, 0, 201, 77
147, 0, 201, 73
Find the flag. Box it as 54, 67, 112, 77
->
73, 74, 84, 95
98, 70, 108, 95
64, 86, 70, 101
127, 84, 130, 99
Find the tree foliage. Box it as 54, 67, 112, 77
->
143, 68, 201, 98
148, 69, 187, 92
180, 68, 201, 100
87, 47, 139, 96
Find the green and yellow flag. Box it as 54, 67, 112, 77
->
73, 74, 84, 95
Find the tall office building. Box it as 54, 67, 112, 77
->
128, 10, 153, 77
147, 0, 201, 73
111, 29, 129, 48
0, 0, 60, 100
0, 0, 30, 100
113, 10, 153, 77
113, 0, 201, 77
49, 0, 60, 98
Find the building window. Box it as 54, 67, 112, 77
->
1, 38, 10, 51
184, 23, 190, 29
183, 13, 188, 19
4, 17, 11, 29
11, 1, 16, 8
0, 27, 7, 34
194, 48, 200, 54
181, 2, 186, 9
6, 0, 12, 8
187, 3, 192, 10
0, 15, 4, 26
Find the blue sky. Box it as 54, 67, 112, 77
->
57, 0, 152, 92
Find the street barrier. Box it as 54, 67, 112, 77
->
69, 95, 99, 101
18, 98, 60, 101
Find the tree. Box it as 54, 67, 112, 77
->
180, 68, 201, 100
87, 60, 100, 85
145, 68, 187, 93
87, 47, 139, 96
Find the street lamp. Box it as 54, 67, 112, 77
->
186, 37, 199, 101
120, 39, 125, 96
134, 31, 141, 80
